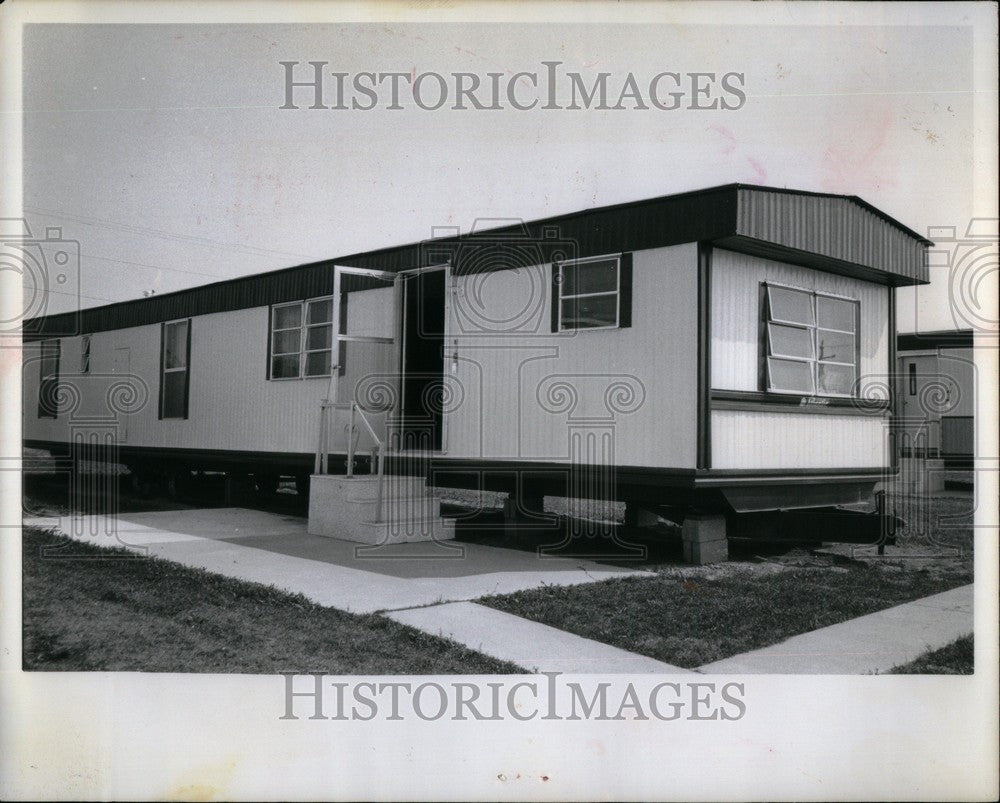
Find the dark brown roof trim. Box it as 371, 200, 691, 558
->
897, 329, 975, 351
23, 183, 930, 340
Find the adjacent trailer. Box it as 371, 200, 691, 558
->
22, 184, 930, 561
896, 328, 975, 471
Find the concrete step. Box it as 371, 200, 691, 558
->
379, 474, 431, 499
339, 495, 442, 524
308, 473, 452, 544
309, 473, 428, 502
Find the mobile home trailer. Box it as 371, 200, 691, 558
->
896, 328, 975, 467
23, 184, 930, 562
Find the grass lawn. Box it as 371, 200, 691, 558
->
22, 459, 976, 674
22, 526, 519, 674
890, 635, 974, 674
480, 564, 970, 669
479, 494, 974, 670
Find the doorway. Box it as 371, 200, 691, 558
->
898, 354, 943, 456
400, 268, 447, 452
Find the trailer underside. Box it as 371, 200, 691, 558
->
24, 438, 896, 560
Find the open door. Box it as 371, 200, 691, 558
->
322, 263, 451, 469
399, 266, 449, 452
327, 265, 401, 463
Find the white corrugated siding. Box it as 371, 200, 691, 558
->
711, 410, 890, 469
25, 250, 700, 469
22, 336, 112, 444
22, 295, 395, 456
112, 309, 330, 453
446, 243, 699, 468
709, 247, 892, 470
711, 248, 889, 392
895, 348, 976, 454
938, 349, 976, 417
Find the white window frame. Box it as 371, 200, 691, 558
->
270, 300, 305, 381
38, 338, 60, 419
556, 253, 622, 332
160, 318, 190, 419
763, 282, 859, 398
80, 334, 91, 374
269, 296, 334, 380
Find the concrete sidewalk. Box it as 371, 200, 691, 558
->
389, 601, 693, 675
25, 509, 974, 675
24, 508, 649, 615
387, 587, 974, 676
698, 584, 974, 674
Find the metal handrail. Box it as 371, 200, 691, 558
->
316, 399, 388, 523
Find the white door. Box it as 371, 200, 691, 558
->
898, 353, 947, 454
329, 265, 401, 457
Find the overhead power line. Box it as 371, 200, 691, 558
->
23, 206, 316, 261
80, 251, 239, 280
24, 286, 115, 303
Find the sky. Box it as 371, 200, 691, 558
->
19, 15, 993, 332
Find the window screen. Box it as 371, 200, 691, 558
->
557, 256, 620, 331
764, 285, 858, 397
37, 339, 60, 419
304, 298, 333, 377
80, 335, 91, 374
270, 297, 334, 379
160, 320, 190, 419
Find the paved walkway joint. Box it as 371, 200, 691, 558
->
697, 584, 974, 674
24, 509, 974, 675
23, 508, 648, 615
388, 601, 693, 675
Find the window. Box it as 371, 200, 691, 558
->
37, 338, 60, 419
160, 319, 190, 419
80, 334, 91, 373
553, 254, 632, 331
305, 298, 334, 377
763, 284, 858, 397
270, 297, 334, 379
908, 362, 917, 395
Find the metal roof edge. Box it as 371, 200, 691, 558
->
22, 185, 742, 332
713, 235, 928, 288
730, 183, 934, 246
24, 182, 931, 332
897, 329, 976, 351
